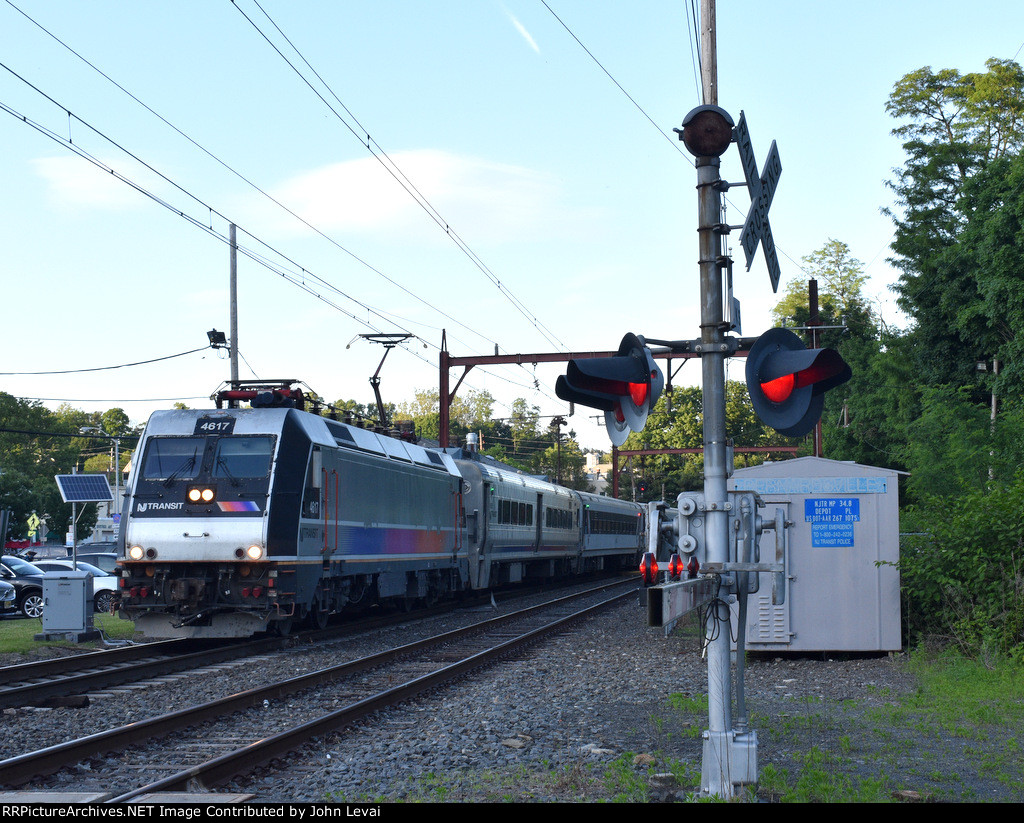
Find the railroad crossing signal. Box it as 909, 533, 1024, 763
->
745, 328, 851, 437
555, 333, 664, 446
735, 111, 783, 292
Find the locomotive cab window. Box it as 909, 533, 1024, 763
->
212, 436, 275, 478
140, 437, 204, 481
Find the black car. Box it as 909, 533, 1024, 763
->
0, 556, 46, 618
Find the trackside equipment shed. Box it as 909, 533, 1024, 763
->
729, 457, 902, 652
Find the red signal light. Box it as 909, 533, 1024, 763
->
640, 552, 658, 586
746, 328, 851, 437
761, 373, 795, 403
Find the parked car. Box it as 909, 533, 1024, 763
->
0, 580, 16, 615
32, 560, 119, 613
0, 556, 46, 618
69, 552, 118, 574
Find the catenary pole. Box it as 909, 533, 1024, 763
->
229, 223, 240, 390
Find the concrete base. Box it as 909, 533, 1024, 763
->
34, 629, 102, 643
700, 728, 758, 799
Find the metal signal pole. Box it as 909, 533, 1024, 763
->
690, 0, 754, 798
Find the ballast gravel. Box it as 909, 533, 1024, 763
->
0, 588, 1018, 803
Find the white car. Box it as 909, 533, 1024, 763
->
33, 560, 119, 613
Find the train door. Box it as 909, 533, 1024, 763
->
534, 493, 543, 551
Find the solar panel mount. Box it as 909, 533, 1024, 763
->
55, 474, 113, 503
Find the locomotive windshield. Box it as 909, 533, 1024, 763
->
138, 435, 275, 482
212, 436, 274, 478
140, 437, 203, 481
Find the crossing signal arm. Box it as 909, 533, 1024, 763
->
555, 333, 664, 446
745, 328, 851, 437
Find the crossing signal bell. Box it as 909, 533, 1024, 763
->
555, 333, 664, 446
746, 327, 851, 437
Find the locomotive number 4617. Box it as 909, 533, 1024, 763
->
194, 417, 236, 435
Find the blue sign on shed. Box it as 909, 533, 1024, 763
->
805, 498, 860, 547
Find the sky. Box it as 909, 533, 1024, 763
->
2, 0, 1023, 451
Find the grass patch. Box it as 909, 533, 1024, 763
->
757, 649, 1024, 802
0, 613, 137, 656
757, 748, 890, 803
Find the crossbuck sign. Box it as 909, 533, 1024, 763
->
735, 111, 783, 292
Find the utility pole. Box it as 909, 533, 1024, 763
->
700, 0, 718, 105
229, 223, 239, 390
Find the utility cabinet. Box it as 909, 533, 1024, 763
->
36, 570, 99, 642
729, 457, 902, 652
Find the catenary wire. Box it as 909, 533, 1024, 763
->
232, 0, 569, 354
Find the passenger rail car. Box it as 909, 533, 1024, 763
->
118, 405, 646, 638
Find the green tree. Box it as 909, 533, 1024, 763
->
771, 239, 870, 332
886, 59, 1024, 389
393, 388, 496, 444
533, 437, 591, 491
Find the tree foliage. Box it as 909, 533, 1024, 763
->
879, 57, 1024, 655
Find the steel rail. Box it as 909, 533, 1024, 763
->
108, 585, 635, 803
0, 578, 635, 789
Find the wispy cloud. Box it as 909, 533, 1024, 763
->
258, 149, 567, 245
503, 7, 540, 53
32, 155, 153, 210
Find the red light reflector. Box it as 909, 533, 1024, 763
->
139, 587, 150, 599
668, 553, 684, 580
252, 586, 263, 598
241, 587, 251, 598
129, 587, 139, 598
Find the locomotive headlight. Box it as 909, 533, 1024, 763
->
187, 486, 216, 503
246, 544, 264, 561
128, 545, 145, 561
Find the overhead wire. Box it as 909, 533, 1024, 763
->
2, 0, 560, 409
0, 346, 212, 375
0, 1, 527, 373
541, 0, 814, 288
232, 0, 569, 355
0, 66, 541, 401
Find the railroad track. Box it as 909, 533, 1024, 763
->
0, 577, 638, 801
0, 582, 563, 710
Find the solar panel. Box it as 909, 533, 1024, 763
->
55, 474, 113, 503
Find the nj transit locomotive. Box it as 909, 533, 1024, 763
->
117, 400, 646, 638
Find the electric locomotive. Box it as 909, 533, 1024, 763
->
117, 387, 645, 638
